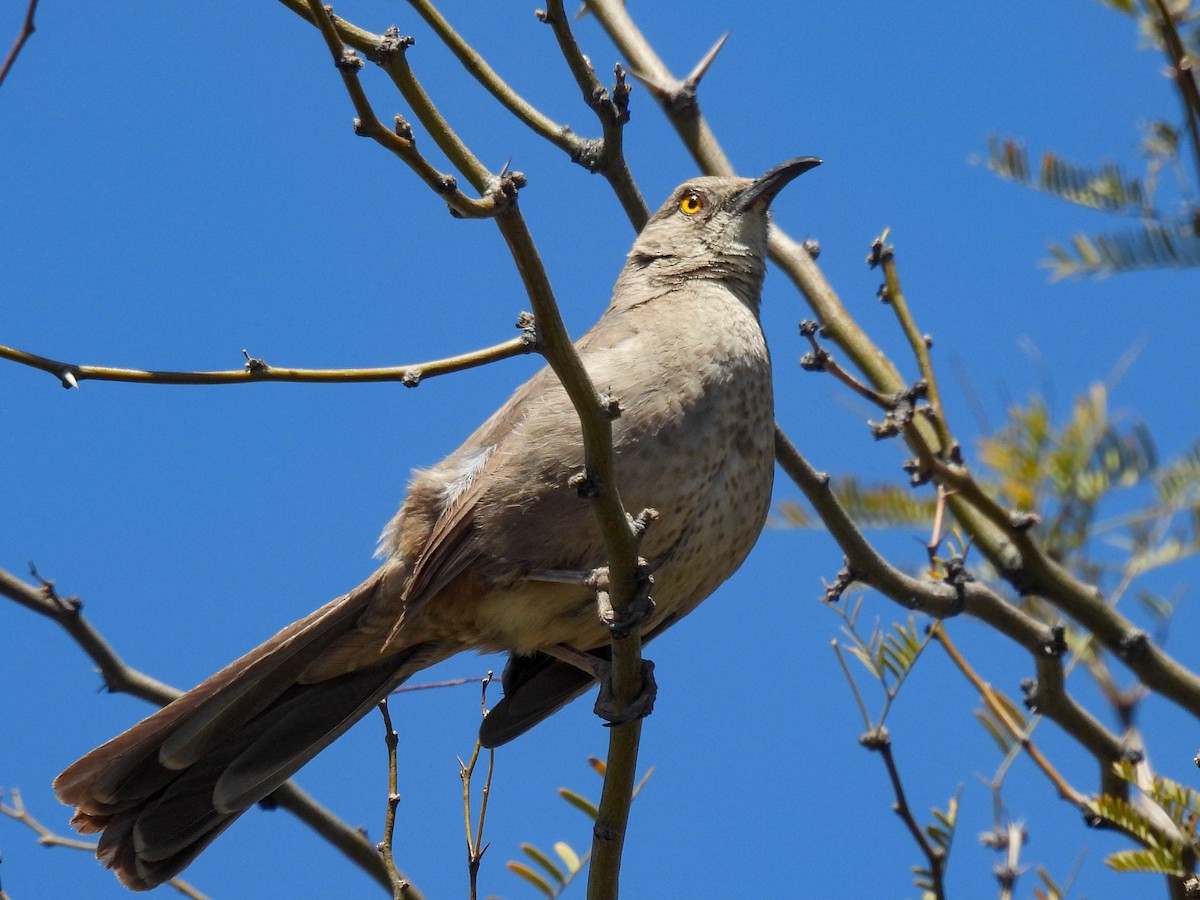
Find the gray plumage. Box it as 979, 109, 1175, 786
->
54, 157, 820, 890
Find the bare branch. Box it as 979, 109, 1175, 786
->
0, 325, 535, 389
300, 0, 519, 217
0, 0, 37, 89
0, 565, 407, 896
0, 789, 210, 899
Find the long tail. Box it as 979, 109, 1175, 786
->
54, 570, 443, 891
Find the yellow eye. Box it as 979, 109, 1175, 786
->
679, 191, 705, 215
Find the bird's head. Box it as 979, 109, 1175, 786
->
624, 157, 822, 289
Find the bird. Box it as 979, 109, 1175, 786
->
54, 156, 821, 890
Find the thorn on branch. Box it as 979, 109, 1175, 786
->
823, 561, 856, 604
869, 381, 928, 440
611, 64, 631, 123
58, 367, 78, 390
802, 237, 820, 259
599, 391, 622, 419
29, 561, 80, 613
867, 234, 894, 268
1041, 624, 1067, 657
485, 171, 526, 210
876, 282, 891, 304
799, 348, 830, 372
515, 311, 539, 350
401, 369, 421, 388
337, 48, 364, 73
394, 115, 414, 143
368, 26, 415, 66
901, 457, 932, 487
1118, 630, 1150, 661
242, 349, 269, 374
534, 8, 552, 23
626, 33, 727, 116
1020, 677, 1039, 711
569, 469, 599, 498
1009, 510, 1040, 532
858, 725, 889, 751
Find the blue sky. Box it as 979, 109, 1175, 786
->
2, 2, 1198, 898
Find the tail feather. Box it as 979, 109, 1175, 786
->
56, 590, 364, 814
157, 594, 366, 770
53, 569, 448, 891
211, 657, 415, 812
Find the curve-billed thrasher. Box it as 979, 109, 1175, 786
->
54, 156, 820, 890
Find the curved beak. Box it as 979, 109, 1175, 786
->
732, 156, 822, 213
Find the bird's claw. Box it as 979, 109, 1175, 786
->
594, 659, 657, 726
589, 560, 656, 639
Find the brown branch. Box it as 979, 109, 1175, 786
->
0, 0, 37, 89
774, 430, 1130, 794
934, 626, 1091, 810
283, 5, 651, 894
540, 0, 647, 230
873, 235, 955, 456
300, 0, 518, 216
458, 674, 496, 900
1147, 0, 1200, 193
376, 699, 416, 900
0, 565, 409, 897
864, 731, 947, 900
0, 789, 210, 899
402, 0, 583, 155
0, 325, 535, 389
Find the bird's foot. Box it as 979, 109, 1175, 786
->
594, 658, 657, 725
587, 560, 656, 639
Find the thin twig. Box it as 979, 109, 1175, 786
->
0, 789, 211, 899
0, 0, 37, 88
392, 675, 488, 694
0, 330, 535, 389
1147, 0, 1200, 192
932, 625, 1091, 810
541, 0, 647, 229
301, 0, 518, 217
873, 234, 956, 456
404, 0, 582, 155
771, 433, 1131, 790
863, 731, 947, 900
0, 565, 408, 895
458, 673, 496, 900
376, 698, 413, 900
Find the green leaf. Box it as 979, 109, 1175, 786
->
974, 708, 1016, 755
554, 841, 582, 875
986, 136, 1148, 215
1043, 223, 1200, 279
1105, 846, 1186, 876
776, 476, 937, 530
557, 787, 597, 818
507, 860, 555, 896
521, 843, 566, 885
